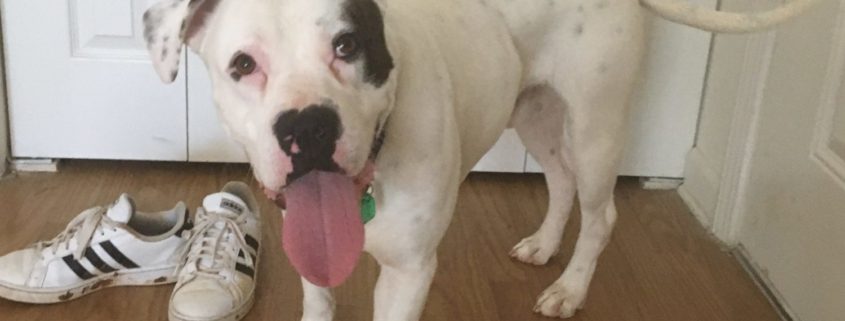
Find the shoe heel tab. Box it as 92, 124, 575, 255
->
173, 202, 193, 238
221, 181, 260, 217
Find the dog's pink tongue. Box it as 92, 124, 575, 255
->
282, 171, 364, 288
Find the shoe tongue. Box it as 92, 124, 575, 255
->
282, 171, 365, 288
106, 194, 135, 224
203, 192, 248, 217
194, 192, 249, 271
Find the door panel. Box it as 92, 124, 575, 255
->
739, 1, 845, 320
2, 0, 187, 161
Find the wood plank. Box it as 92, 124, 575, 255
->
0, 161, 780, 321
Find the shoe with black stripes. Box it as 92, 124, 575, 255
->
0, 194, 192, 304
170, 182, 261, 321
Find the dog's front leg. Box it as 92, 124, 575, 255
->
372, 254, 437, 321
301, 277, 335, 321
366, 175, 460, 321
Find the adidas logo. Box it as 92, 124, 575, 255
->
220, 199, 245, 215
64, 241, 140, 280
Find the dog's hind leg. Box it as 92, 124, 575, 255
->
509, 85, 577, 266
533, 92, 626, 318
533, 52, 641, 319
519, 2, 644, 317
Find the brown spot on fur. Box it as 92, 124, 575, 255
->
153, 277, 168, 283
574, 23, 584, 35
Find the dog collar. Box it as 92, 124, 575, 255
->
361, 186, 376, 224
360, 115, 388, 225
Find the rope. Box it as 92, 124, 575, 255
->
640, 0, 821, 33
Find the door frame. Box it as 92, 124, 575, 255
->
679, 31, 777, 246
682, 0, 844, 247
678, 0, 780, 246
680, 3, 841, 319
0, 19, 7, 177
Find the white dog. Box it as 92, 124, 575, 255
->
143, 0, 815, 319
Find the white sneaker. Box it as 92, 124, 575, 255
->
0, 194, 192, 303
170, 182, 261, 321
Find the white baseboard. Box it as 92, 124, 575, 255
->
12, 158, 60, 172
733, 246, 797, 321
639, 177, 683, 190
678, 148, 721, 227
678, 185, 713, 230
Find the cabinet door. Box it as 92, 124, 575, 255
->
2, 0, 187, 161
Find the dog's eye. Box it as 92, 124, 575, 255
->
333, 33, 359, 60
230, 53, 257, 79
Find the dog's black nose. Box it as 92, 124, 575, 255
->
273, 104, 343, 184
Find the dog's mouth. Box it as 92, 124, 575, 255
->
263, 160, 375, 210
264, 119, 386, 209
267, 124, 386, 289
278, 164, 372, 288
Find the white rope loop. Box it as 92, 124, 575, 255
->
640, 0, 822, 33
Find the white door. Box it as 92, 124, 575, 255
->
2, 0, 187, 161
189, 2, 714, 176
738, 1, 845, 320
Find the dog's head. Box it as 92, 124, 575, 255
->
143, 0, 396, 203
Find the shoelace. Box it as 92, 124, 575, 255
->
179, 208, 254, 280
32, 207, 116, 260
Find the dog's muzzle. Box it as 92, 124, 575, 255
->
273, 104, 343, 185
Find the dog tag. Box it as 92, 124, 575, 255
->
361, 190, 376, 224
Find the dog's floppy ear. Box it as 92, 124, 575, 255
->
143, 0, 218, 83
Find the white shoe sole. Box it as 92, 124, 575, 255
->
169, 292, 255, 321
0, 265, 178, 304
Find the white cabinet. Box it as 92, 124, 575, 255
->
2, 0, 714, 176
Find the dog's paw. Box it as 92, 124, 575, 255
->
509, 234, 559, 265
533, 280, 588, 319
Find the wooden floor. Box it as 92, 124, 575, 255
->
0, 161, 780, 321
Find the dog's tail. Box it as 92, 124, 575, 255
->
640, 0, 820, 33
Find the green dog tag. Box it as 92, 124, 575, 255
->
361, 191, 376, 224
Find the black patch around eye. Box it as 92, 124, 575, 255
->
342, 0, 394, 87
